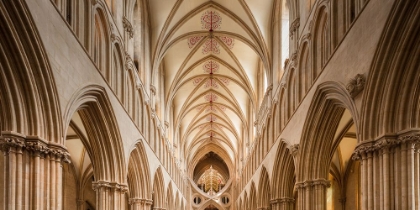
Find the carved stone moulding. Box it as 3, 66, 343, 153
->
0, 132, 71, 163
295, 178, 331, 189
92, 180, 128, 192
122, 17, 134, 38
270, 197, 295, 205
352, 132, 420, 160
129, 198, 153, 205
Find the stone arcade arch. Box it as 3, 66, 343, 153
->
152, 167, 166, 209
356, 1, 420, 209
257, 167, 270, 210
0, 1, 66, 209
63, 85, 127, 209
248, 182, 257, 210
271, 141, 296, 210
127, 140, 152, 209
166, 182, 174, 209
296, 82, 359, 210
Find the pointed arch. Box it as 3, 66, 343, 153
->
166, 182, 174, 209
152, 167, 166, 209
298, 81, 359, 181
128, 140, 152, 201
63, 84, 126, 183
298, 39, 311, 100
361, 0, 420, 140
271, 141, 296, 203
257, 166, 271, 209
0, 0, 62, 143
93, 5, 111, 73
249, 182, 257, 210
311, 5, 330, 80
174, 191, 180, 210
110, 39, 126, 100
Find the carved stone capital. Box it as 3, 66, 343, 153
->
271, 197, 295, 205
311, 178, 331, 188
374, 137, 399, 151
26, 141, 49, 155
129, 198, 153, 205
92, 181, 128, 192
346, 74, 365, 98
0, 135, 25, 153
398, 133, 420, 145
353, 134, 420, 159
92, 181, 112, 191
352, 142, 375, 160
295, 182, 305, 189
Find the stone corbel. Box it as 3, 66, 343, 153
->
291, 51, 298, 64
150, 85, 156, 96
346, 74, 365, 98
289, 18, 300, 38
266, 84, 273, 94
288, 144, 300, 157
125, 51, 134, 71
123, 17, 134, 38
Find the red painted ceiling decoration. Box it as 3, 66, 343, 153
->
192, 77, 205, 86
204, 92, 218, 102
188, 36, 205, 48
206, 114, 217, 122
218, 77, 230, 86
203, 78, 219, 89
207, 131, 217, 137
196, 104, 226, 113
202, 39, 220, 54
205, 105, 218, 113
218, 36, 234, 49
203, 60, 220, 73
201, 11, 222, 30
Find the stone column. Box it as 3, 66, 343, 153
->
295, 179, 329, 210
1, 135, 24, 210
295, 182, 304, 210
415, 145, 420, 210
129, 198, 153, 210
353, 133, 420, 210
271, 197, 295, 210
0, 133, 70, 210
93, 181, 109, 210
93, 181, 128, 210
312, 179, 330, 210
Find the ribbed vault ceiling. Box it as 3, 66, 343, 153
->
149, 0, 275, 175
